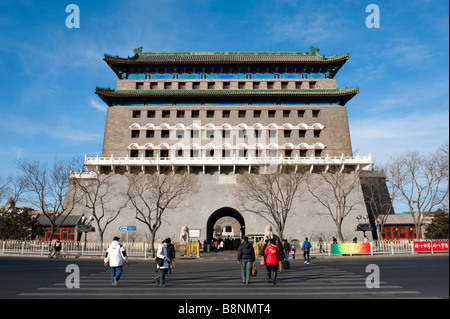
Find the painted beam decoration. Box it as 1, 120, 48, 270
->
125, 72, 330, 80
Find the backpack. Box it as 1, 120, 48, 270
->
303, 241, 311, 253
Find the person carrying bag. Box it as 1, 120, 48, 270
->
237, 236, 256, 285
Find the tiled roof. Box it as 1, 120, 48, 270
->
104, 51, 349, 64
34, 214, 82, 227
95, 87, 359, 98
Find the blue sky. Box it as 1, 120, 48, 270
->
0, 1, 448, 199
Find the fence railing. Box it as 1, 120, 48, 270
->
1, 239, 448, 257
0, 240, 201, 258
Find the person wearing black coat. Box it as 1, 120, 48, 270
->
237, 236, 256, 285
166, 241, 176, 274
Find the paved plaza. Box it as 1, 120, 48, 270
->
1, 252, 448, 300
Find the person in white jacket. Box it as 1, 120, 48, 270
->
104, 236, 128, 286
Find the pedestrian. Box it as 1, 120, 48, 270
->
264, 239, 282, 284
166, 239, 176, 274
290, 245, 296, 260
283, 239, 290, 260
318, 237, 324, 253
262, 239, 269, 266
155, 238, 172, 287
332, 236, 338, 244
237, 236, 256, 285
104, 236, 128, 286
302, 237, 312, 265
234, 239, 240, 251
275, 240, 285, 261
50, 239, 62, 258
363, 235, 368, 243
219, 240, 225, 253
214, 239, 219, 253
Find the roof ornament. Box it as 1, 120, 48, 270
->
133, 46, 143, 54
310, 46, 320, 55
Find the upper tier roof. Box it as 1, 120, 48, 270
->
105, 49, 348, 64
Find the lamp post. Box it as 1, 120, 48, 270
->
77, 215, 96, 252
356, 215, 373, 237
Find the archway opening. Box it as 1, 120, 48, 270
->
206, 207, 245, 247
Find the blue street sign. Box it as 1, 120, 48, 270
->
119, 226, 136, 231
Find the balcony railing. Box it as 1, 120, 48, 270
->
78, 153, 372, 175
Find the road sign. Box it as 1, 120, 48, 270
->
118, 226, 136, 247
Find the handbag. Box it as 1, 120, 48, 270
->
155, 257, 164, 267
251, 262, 257, 277
260, 257, 265, 266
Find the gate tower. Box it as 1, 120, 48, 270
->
71, 47, 374, 243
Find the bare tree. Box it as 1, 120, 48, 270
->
0, 174, 27, 205
0, 176, 8, 205
72, 173, 129, 244
6, 174, 29, 204
235, 166, 309, 240
385, 143, 449, 239
126, 169, 198, 257
308, 166, 363, 242
17, 159, 80, 248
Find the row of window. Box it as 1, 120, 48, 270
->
132, 109, 320, 119
129, 148, 324, 158
131, 129, 322, 139
135, 81, 317, 90
382, 226, 417, 240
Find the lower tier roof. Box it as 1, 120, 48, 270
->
95, 87, 359, 106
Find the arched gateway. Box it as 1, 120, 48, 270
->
206, 207, 245, 243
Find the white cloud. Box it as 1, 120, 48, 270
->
377, 37, 435, 69
89, 98, 107, 113
350, 110, 449, 164
0, 115, 103, 143
364, 77, 449, 114
263, 2, 349, 45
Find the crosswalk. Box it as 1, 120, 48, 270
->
17, 259, 422, 299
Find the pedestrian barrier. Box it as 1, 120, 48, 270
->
174, 241, 200, 258
253, 241, 265, 256
0, 239, 448, 257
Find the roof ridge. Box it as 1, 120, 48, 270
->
104, 47, 349, 61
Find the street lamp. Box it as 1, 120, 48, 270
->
356, 215, 373, 237
77, 214, 96, 251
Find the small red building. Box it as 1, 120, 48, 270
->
34, 214, 83, 241
381, 214, 426, 240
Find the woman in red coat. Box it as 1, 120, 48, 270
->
264, 239, 282, 284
